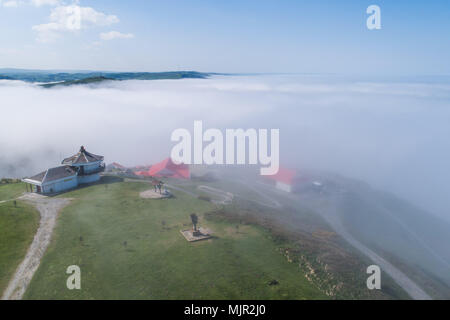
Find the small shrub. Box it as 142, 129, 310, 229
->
198, 195, 211, 202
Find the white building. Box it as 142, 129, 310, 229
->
61, 146, 105, 184
23, 146, 104, 194
23, 166, 78, 194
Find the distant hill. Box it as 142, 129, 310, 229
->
0, 68, 96, 74
0, 69, 216, 87
40, 76, 116, 88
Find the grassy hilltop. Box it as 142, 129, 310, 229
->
24, 179, 326, 299
1, 176, 414, 300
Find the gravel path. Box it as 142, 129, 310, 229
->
1, 193, 71, 300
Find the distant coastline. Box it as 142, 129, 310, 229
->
0, 69, 221, 88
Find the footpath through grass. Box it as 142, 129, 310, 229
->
0, 200, 40, 295
25, 180, 325, 299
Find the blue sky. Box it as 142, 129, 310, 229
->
0, 0, 449, 74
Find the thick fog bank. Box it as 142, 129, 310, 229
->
0, 75, 449, 220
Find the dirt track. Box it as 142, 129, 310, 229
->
1, 193, 71, 300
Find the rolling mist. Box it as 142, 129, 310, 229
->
1, 74, 450, 223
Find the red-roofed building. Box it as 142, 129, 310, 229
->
134, 158, 190, 179
266, 167, 298, 192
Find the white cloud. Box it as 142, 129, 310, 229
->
1, 0, 57, 7
32, 5, 119, 42
30, 0, 60, 6
100, 31, 134, 41
1, 0, 22, 7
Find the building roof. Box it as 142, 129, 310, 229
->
106, 162, 126, 171
62, 146, 104, 165
27, 166, 77, 184
135, 158, 190, 179
111, 162, 126, 169
266, 167, 297, 185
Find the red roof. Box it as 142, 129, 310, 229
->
266, 167, 297, 185
135, 158, 190, 179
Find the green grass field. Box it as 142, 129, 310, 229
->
0, 182, 26, 201
0, 200, 40, 295
24, 180, 326, 299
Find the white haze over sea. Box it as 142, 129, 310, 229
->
1, 74, 450, 221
